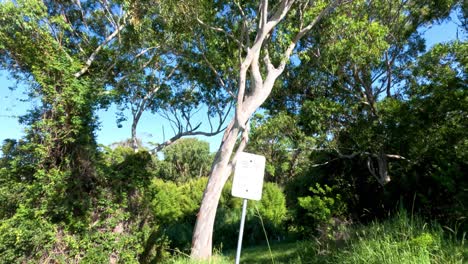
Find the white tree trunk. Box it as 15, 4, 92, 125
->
131, 118, 139, 153
190, 123, 240, 258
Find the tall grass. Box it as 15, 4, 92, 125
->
164, 210, 466, 263
328, 210, 466, 264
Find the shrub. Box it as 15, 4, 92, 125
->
214, 182, 288, 249
149, 179, 185, 224
298, 183, 346, 224
254, 182, 288, 228
160, 138, 213, 182
0, 207, 55, 263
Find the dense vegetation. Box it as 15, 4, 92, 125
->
0, 0, 466, 263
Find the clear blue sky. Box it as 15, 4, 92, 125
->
0, 12, 465, 152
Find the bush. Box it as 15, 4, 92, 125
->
0, 207, 55, 263
159, 138, 213, 182
254, 183, 288, 228
297, 183, 347, 239
148, 177, 208, 252
214, 182, 288, 249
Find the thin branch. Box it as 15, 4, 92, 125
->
151, 122, 226, 153
200, 52, 227, 89
153, 101, 232, 153
74, 24, 125, 78
265, 0, 295, 34
196, 18, 245, 48
259, 0, 268, 31
99, 0, 119, 29
367, 157, 384, 186
135, 46, 160, 58
310, 158, 340, 167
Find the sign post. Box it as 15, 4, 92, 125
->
232, 152, 266, 264
235, 199, 248, 264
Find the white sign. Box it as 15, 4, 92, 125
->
232, 152, 266, 201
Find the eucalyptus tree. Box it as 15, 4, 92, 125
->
0, 0, 230, 158
157, 0, 350, 259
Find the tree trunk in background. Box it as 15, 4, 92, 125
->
131, 112, 142, 152
131, 121, 138, 152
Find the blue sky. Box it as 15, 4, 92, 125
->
0, 12, 465, 152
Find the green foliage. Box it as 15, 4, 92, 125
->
149, 179, 185, 223
0, 206, 55, 263
214, 182, 288, 249
148, 177, 208, 224
298, 183, 346, 224
146, 178, 288, 251
178, 177, 209, 215
253, 183, 288, 228
328, 211, 466, 264
0, 0, 465, 262
248, 112, 313, 184
299, 98, 344, 141
316, 0, 390, 68
159, 138, 213, 182
146, 177, 207, 251
0, 143, 160, 263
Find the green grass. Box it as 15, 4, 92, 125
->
222, 241, 314, 264
326, 211, 467, 264
165, 211, 467, 264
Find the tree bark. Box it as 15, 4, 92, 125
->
131, 119, 138, 152
191, 123, 240, 258
131, 110, 143, 152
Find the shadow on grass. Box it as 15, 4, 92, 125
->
225, 241, 318, 264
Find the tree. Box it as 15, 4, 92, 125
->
177, 0, 346, 259
0, 0, 119, 199
263, 0, 458, 185
110, 26, 231, 152
260, 1, 464, 225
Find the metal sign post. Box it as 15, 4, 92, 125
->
232, 152, 266, 264
235, 199, 248, 264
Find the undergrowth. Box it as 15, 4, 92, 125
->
327, 210, 466, 264
166, 210, 466, 264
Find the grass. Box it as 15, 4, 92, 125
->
165, 211, 467, 264
225, 241, 318, 264
328, 210, 467, 264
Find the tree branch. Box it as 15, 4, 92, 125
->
196, 18, 245, 49
74, 24, 125, 78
